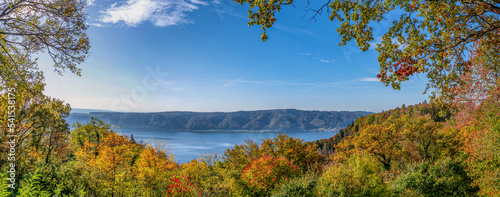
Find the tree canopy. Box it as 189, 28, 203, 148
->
0, 0, 90, 75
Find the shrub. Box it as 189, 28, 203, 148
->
317, 153, 388, 197
271, 173, 318, 197
392, 159, 479, 197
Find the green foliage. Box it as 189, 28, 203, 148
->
232, 0, 292, 41
392, 159, 479, 197
17, 169, 51, 197
317, 153, 389, 197
70, 117, 112, 149
0, 173, 12, 197
271, 173, 318, 197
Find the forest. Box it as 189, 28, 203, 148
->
66, 109, 371, 131
1, 0, 499, 196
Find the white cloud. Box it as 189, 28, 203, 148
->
358, 77, 380, 82
274, 24, 314, 36
87, 0, 95, 6
312, 57, 335, 64
89, 23, 104, 27
369, 37, 382, 50
99, 0, 207, 27
318, 59, 334, 63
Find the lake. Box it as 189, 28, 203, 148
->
116, 129, 337, 164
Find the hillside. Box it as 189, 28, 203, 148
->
66, 109, 372, 131
311, 101, 451, 157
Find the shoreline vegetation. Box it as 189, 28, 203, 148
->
66, 109, 370, 132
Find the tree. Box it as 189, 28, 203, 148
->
353, 122, 403, 170
75, 131, 141, 196
461, 102, 500, 196
239, 155, 300, 196
135, 143, 179, 196
233, 0, 500, 107
317, 153, 388, 197
0, 0, 90, 75
392, 159, 479, 197
0, 52, 71, 182
260, 134, 323, 172
401, 114, 443, 163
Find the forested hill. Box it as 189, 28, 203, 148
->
67, 109, 372, 131
311, 102, 452, 157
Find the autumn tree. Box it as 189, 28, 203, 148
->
0, 0, 90, 189
317, 153, 388, 196
260, 134, 323, 172
334, 115, 405, 170
135, 143, 179, 196
0, 52, 71, 185
233, 0, 500, 108
75, 131, 142, 196
401, 114, 447, 163
0, 0, 90, 75
239, 155, 300, 196
460, 102, 500, 196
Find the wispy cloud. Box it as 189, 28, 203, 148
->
88, 23, 104, 27
87, 0, 95, 6
274, 24, 314, 36
312, 57, 335, 64
317, 58, 334, 63
298, 53, 335, 64
99, 0, 207, 27
213, 9, 247, 20
358, 77, 380, 82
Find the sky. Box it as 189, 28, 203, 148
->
39, 0, 429, 113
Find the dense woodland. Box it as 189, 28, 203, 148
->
1, 0, 500, 196
1, 102, 499, 196
67, 110, 371, 131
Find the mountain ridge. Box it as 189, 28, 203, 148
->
67, 109, 373, 131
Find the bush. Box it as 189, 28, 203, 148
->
392, 159, 479, 197
317, 153, 388, 197
271, 173, 318, 197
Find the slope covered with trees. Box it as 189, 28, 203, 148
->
67, 109, 371, 131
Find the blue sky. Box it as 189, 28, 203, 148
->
39, 0, 428, 113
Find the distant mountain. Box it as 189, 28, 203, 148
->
66, 109, 372, 132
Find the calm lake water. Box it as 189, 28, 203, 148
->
116, 129, 337, 164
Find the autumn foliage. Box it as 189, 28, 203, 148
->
240, 155, 299, 195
